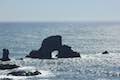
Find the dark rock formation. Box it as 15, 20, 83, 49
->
0, 78, 12, 80
102, 51, 109, 54
26, 50, 40, 58
26, 35, 62, 59
57, 45, 80, 58
0, 49, 10, 61
0, 64, 19, 70
26, 35, 80, 59
38, 35, 62, 59
8, 70, 41, 76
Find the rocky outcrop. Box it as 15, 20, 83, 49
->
0, 49, 10, 61
0, 78, 12, 80
57, 45, 80, 58
102, 51, 109, 54
26, 35, 80, 59
0, 64, 19, 70
0, 49, 19, 70
26, 35, 62, 59
26, 50, 40, 58
8, 70, 41, 76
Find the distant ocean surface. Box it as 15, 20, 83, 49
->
0, 22, 120, 58
0, 22, 120, 80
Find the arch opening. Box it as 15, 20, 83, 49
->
51, 50, 59, 59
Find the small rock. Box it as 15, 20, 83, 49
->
8, 70, 41, 76
102, 51, 109, 54
0, 64, 19, 70
0, 78, 12, 80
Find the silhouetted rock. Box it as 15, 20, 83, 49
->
38, 35, 62, 59
26, 35, 62, 59
102, 51, 109, 54
0, 64, 19, 70
0, 49, 10, 61
58, 45, 80, 58
26, 35, 80, 59
26, 50, 40, 58
8, 70, 41, 76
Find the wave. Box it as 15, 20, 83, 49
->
1, 53, 120, 80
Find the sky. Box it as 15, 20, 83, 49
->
0, 0, 120, 22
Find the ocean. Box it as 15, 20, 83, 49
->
0, 22, 120, 80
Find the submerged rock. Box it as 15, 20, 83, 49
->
8, 70, 41, 76
102, 51, 109, 54
0, 64, 19, 70
0, 49, 10, 61
0, 78, 12, 80
26, 35, 80, 59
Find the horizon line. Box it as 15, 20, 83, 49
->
0, 21, 120, 23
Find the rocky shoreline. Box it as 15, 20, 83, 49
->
0, 35, 81, 78
0, 35, 109, 79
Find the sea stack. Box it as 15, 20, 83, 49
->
26, 35, 80, 59
0, 49, 10, 61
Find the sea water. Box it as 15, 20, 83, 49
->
0, 22, 120, 80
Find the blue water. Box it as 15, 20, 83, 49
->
0, 22, 120, 80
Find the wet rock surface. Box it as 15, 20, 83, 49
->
8, 70, 41, 76
0, 78, 12, 80
26, 35, 80, 59
0, 64, 19, 70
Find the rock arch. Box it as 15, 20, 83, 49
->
26, 35, 80, 59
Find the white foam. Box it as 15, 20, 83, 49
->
17, 66, 36, 71
0, 75, 26, 80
